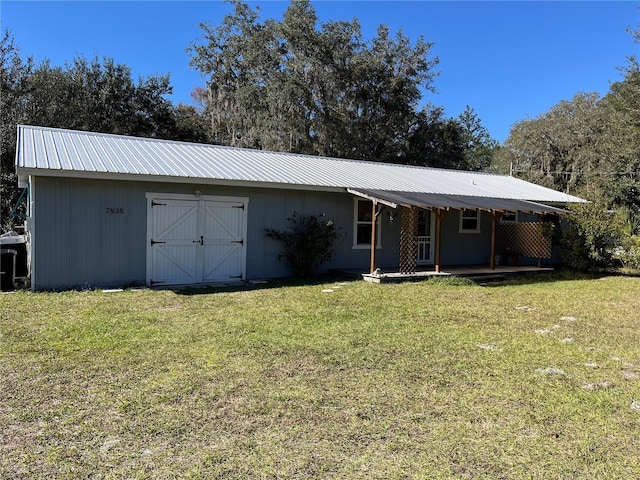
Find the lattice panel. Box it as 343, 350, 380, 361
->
496, 222, 553, 259
400, 207, 418, 274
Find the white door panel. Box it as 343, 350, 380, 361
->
147, 195, 248, 286
201, 200, 245, 282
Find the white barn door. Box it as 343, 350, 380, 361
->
149, 198, 200, 285
147, 194, 248, 286
202, 200, 246, 283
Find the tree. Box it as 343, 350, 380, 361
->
457, 105, 499, 171
189, 0, 273, 148
21, 56, 177, 138
499, 22, 640, 211
1, 35, 200, 229
402, 105, 466, 169
1, 31, 33, 230
500, 92, 605, 193
171, 103, 210, 143
189, 0, 439, 162
598, 69, 640, 213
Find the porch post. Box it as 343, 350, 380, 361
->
490, 211, 502, 270
369, 201, 378, 274
434, 208, 447, 273
537, 213, 544, 268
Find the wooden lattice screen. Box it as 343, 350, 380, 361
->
496, 222, 553, 259
400, 207, 418, 274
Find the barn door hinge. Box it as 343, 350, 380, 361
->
232, 204, 245, 210
151, 200, 167, 207
150, 279, 165, 286
231, 239, 244, 245
150, 239, 166, 246
229, 274, 243, 280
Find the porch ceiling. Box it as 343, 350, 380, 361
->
347, 189, 569, 215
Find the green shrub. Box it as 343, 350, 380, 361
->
266, 212, 341, 277
613, 235, 640, 270
561, 194, 626, 272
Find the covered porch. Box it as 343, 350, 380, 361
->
347, 188, 568, 277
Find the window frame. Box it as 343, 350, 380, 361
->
459, 208, 481, 233
500, 211, 518, 224
352, 199, 382, 249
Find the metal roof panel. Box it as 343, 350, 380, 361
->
16, 125, 586, 204
348, 189, 569, 214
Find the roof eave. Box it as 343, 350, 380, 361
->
15, 167, 347, 193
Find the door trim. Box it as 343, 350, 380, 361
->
417, 210, 436, 266
145, 192, 249, 286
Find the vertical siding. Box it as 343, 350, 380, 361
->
32, 177, 403, 289
32, 177, 147, 290
32, 177, 71, 289
439, 210, 493, 266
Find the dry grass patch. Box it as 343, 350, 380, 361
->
2, 274, 640, 478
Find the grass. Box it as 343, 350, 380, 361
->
2, 273, 640, 478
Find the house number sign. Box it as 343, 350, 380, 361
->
105, 208, 125, 214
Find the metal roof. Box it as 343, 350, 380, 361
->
348, 189, 569, 215
16, 125, 585, 204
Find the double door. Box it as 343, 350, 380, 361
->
147, 194, 248, 286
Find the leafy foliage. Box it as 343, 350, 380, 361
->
189, 1, 500, 168
0, 31, 208, 229
495, 25, 640, 272
498, 26, 640, 215
614, 235, 640, 271
265, 212, 341, 277
561, 191, 626, 272
498, 92, 605, 192
612, 207, 640, 270
190, 0, 498, 167
1, 31, 33, 230
457, 105, 500, 171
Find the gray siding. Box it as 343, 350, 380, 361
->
31, 175, 561, 290
30, 177, 400, 290
439, 210, 493, 265
32, 177, 147, 290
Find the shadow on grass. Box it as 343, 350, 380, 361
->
169, 274, 348, 296
162, 269, 633, 295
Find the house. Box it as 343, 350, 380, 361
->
14, 125, 585, 290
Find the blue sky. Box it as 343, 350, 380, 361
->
2, 1, 639, 143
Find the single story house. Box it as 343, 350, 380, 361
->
14, 125, 585, 290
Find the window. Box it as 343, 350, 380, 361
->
500, 211, 518, 223
459, 209, 481, 233
353, 199, 381, 248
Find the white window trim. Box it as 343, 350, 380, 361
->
500, 211, 518, 224
459, 209, 481, 234
352, 199, 382, 249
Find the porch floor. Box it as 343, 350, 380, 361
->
337, 265, 555, 284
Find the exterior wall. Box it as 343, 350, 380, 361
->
434, 210, 561, 267
30, 176, 401, 290
31, 177, 148, 290
439, 210, 493, 266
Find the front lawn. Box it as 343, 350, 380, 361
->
2, 274, 640, 478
